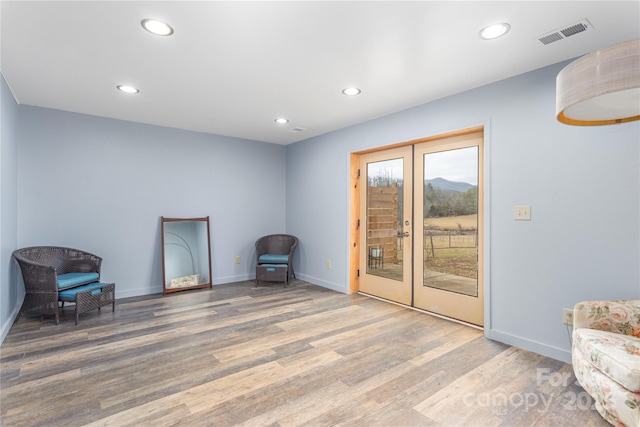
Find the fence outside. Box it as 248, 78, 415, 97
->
367, 185, 399, 265
423, 229, 476, 258
393, 228, 477, 257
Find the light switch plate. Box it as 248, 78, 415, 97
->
515, 205, 531, 221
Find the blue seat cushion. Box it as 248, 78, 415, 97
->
57, 272, 99, 289
258, 254, 289, 263
59, 282, 107, 299
259, 264, 288, 272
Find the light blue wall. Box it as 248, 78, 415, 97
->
16, 106, 287, 298
1, 74, 21, 341
4, 60, 639, 363
286, 61, 640, 363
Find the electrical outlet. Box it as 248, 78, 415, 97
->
326, 259, 332, 269
235, 256, 241, 264
515, 205, 531, 221
563, 308, 573, 325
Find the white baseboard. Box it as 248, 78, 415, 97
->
115, 285, 163, 299
487, 329, 572, 364
294, 273, 347, 293
213, 274, 253, 285
115, 275, 255, 299
1, 301, 22, 343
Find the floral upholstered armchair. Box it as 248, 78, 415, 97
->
572, 300, 640, 426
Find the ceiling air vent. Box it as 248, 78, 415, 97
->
539, 33, 564, 45
290, 127, 307, 133
538, 19, 592, 45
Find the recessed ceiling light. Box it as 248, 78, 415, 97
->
479, 23, 511, 40
274, 118, 289, 124
141, 19, 174, 36
117, 85, 140, 94
342, 87, 362, 96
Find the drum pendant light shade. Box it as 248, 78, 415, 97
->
556, 39, 640, 126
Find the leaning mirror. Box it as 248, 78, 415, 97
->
161, 216, 212, 294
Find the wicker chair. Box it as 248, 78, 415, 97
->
12, 246, 102, 324
255, 234, 298, 286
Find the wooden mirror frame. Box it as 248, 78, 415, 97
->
161, 216, 213, 295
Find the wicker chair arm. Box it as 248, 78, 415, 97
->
288, 239, 298, 256
13, 256, 58, 292
255, 240, 265, 262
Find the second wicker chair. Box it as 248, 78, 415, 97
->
255, 234, 298, 287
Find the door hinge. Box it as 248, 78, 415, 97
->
357, 269, 360, 277
357, 169, 361, 178
357, 219, 360, 228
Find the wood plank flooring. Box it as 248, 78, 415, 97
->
1, 280, 608, 426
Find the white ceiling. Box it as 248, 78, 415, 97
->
2, 1, 639, 145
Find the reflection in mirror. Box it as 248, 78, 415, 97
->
161, 217, 212, 294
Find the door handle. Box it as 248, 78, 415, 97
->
399, 231, 410, 237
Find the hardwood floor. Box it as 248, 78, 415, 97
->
1, 280, 607, 427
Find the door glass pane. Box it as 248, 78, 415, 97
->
423, 147, 478, 296
367, 158, 403, 281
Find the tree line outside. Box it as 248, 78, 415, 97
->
368, 176, 478, 222
368, 175, 478, 282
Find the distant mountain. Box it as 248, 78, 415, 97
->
425, 177, 475, 193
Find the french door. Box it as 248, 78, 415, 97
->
358, 146, 413, 306
358, 131, 484, 326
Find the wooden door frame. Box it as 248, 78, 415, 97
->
349, 126, 484, 295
